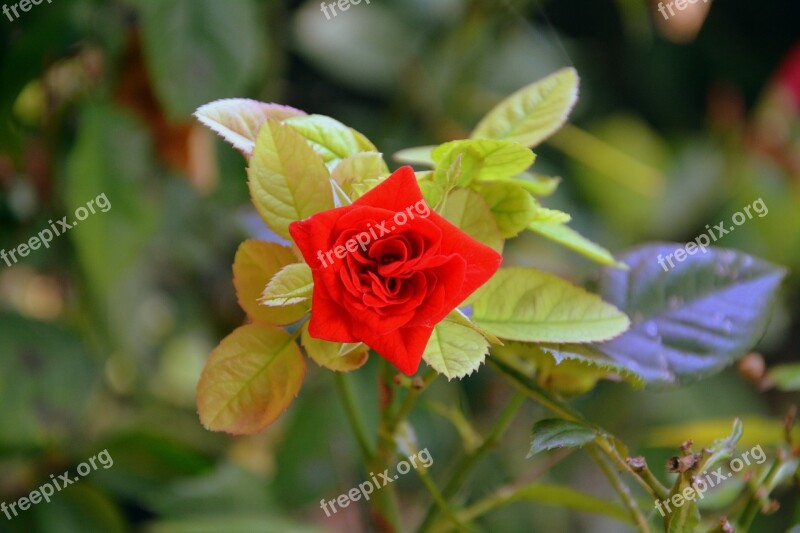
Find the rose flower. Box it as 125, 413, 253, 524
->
289, 166, 502, 375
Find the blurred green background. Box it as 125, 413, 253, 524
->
1, 0, 798, 531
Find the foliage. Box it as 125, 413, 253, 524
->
1, 1, 798, 532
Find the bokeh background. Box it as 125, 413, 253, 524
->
1, 0, 798, 531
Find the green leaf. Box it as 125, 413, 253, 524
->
471, 67, 579, 148
423, 319, 490, 380
283, 114, 360, 169
433, 146, 483, 189
393, 145, 437, 167
417, 178, 445, 209
260, 263, 313, 307
0, 314, 98, 450
300, 324, 368, 372
147, 516, 322, 533
233, 240, 308, 326
472, 267, 630, 343
531, 206, 572, 224
197, 325, 305, 435
646, 417, 799, 449
491, 342, 642, 397
528, 221, 626, 268
595, 244, 787, 384
441, 188, 504, 252
512, 172, 562, 196
432, 139, 535, 181
456, 483, 631, 525
65, 104, 158, 300
477, 181, 538, 238
194, 99, 306, 157
247, 120, 333, 239
138, 0, 266, 118
697, 418, 743, 472
331, 151, 388, 199
527, 419, 596, 457
447, 309, 503, 345
351, 127, 380, 152
483, 172, 561, 197
38, 484, 126, 533
537, 343, 645, 387
767, 363, 800, 391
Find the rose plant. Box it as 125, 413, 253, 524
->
193, 69, 792, 532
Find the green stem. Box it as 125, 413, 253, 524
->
399, 438, 468, 533
386, 369, 437, 434
587, 445, 651, 533
334, 372, 375, 460
488, 356, 668, 521
334, 369, 401, 531
736, 454, 784, 532
419, 390, 526, 531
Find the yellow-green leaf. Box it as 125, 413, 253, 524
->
247, 120, 333, 239
331, 151, 388, 200
432, 139, 535, 181
194, 99, 306, 157
260, 263, 313, 307
350, 127, 379, 152
197, 325, 305, 435
472, 267, 630, 343
471, 67, 579, 148
433, 146, 482, 189
300, 323, 368, 372
447, 308, 503, 345
284, 114, 360, 168
423, 320, 489, 380
442, 189, 503, 252
478, 181, 538, 238
531, 206, 572, 224
417, 177, 445, 209
528, 221, 626, 268
233, 240, 308, 325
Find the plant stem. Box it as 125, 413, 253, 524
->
736, 453, 785, 532
587, 445, 652, 533
334, 372, 375, 460
419, 390, 526, 531
387, 369, 437, 434
488, 355, 668, 527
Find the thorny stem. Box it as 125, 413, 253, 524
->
386, 369, 437, 435
736, 452, 786, 532
419, 391, 526, 531
335, 369, 400, 532
488, 355, 667, 530
588, 445, 652, 533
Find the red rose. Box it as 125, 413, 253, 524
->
289, 166, 502, 375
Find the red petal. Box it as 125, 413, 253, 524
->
426, 210, 503, 306
353, 166, 424, 212
355, 324, 434, 375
